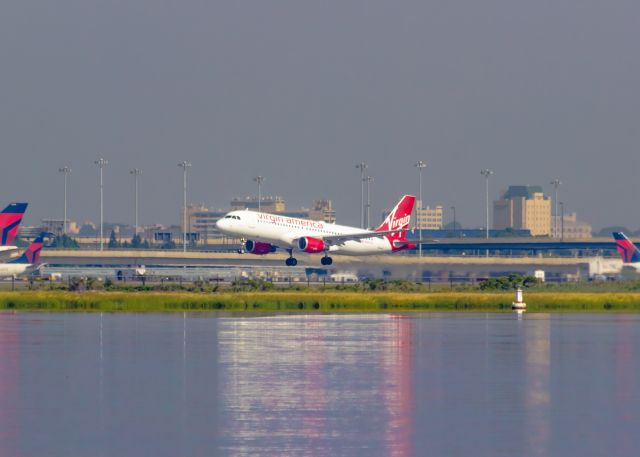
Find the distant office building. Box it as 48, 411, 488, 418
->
37, 219, 80, 236
308, 199, 336, 224
415, 202, 444, 230
551, 213, 592, 239
40, 219, 65, 236
144, 224, 171, 243
185, 204, 221, 242
381, 202, 443, 230
231, 196, 285, 212
493, 186, 551, 236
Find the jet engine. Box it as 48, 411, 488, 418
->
245, 240, 276, 255
297, 236, 326, 253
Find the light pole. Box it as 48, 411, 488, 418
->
480, 169, 494, 240
364, 176, 373, 228
550, 179, 561, 238
450, 206, 456, 237
58, 166, 71, 235
415, 161, 427, 257
355, 163, 367, 228
130, 169, 142, 235
94, 158, 108, 251
253, 176, 265, 212
559, 201, 564, 242
178, 161, 191, 252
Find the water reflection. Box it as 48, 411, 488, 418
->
524, 315, 551, 457
0, 313, 639, 456
614, 315, 638, 456
217, 315, 414, 456
0, 315, 19, 456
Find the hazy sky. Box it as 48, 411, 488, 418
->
1, 0, 639, 230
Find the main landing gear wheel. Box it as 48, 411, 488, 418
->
285, 257, 298, 267
321, 256, 333, 266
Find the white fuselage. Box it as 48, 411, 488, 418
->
216, 210, 393, 255
588, 257, 640, 277
0, 263, 32, 277
0, 246, 17, 253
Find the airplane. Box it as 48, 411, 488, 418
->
0, 233, 45, 277
612, 232, 640, 272
0, 202, 28, 253
216, 195, 416, 266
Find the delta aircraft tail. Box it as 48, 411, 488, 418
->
613, 232, 640, 263
9, 234, 44, 265
375, 195, 416, 251
0, 203, 28, 246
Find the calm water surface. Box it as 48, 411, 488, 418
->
0, 312, 639, 457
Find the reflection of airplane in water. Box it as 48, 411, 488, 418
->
0, 203, 28, 253
217, 315, 413, 455
0, 234, 45, 277
216, 195, 416, 266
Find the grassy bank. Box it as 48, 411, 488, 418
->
2, 290, 640, 313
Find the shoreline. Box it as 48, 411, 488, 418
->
2, 290, 640, 313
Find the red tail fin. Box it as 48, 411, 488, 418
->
613, 232, 640, 263
376, 195, 415, 233
9, 233, 44, 265
376, 196, 415, 251
0, 203, 28, 246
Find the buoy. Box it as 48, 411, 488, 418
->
512, 287, 527, 311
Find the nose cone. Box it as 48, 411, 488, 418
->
216, 218, 225, 231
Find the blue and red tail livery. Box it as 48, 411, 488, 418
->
0, 203, 28, 246
613, 232, 640, 263
9, 234, 44, 265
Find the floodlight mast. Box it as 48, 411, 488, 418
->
130, 169, 142, 234
94, 158, 108, 250
414, 161, 427, 257
178, 161, 192, 252
355, 163, 368, 228
58, 166, 71, 235
480, 169, 494, 240
253, 176, 265, 212
551, 179, 562, 238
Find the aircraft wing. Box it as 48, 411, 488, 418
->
319, 230, 403, 245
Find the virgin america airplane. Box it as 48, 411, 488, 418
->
216, 195, 416, 266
